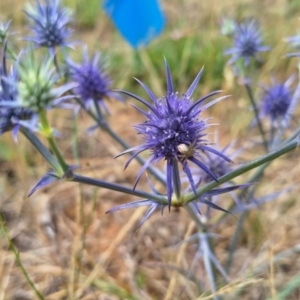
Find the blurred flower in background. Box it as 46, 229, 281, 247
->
194, 144, 236, 184
224, 19, 269, 66
0, 44, 35, 139
23, 0, 73, 52
260, 76, 297, 127
67, 47, 120, 113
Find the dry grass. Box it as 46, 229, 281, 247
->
1, 0, 300, 299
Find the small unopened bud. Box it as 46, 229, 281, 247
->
17, 51, 75, 112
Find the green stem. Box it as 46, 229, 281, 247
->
21, 127, 61, 172
39, 109, 69, 175
0, 213, 44, 300
53, 51, 61, 74
215, 126, 300, 225
183, 138, 298, 204
244, 83, 268, 152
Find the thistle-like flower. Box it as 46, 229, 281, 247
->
0, 43, 34, 138
224, 19, 269, 65
116, 60, 232, 207
15, 51, 75, 112
23, 0, 72, 52
260, 76, 295, 126
67, 48, 119, 112
196, 144, 236, 184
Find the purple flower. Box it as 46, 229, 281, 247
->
116, 60, 231, 207
0, 43, 34, 139
67, 48, 119, 112
194, 144, 238, 184
260, 76, 295, 125
23, 0, 72, 52
224, 19, 269, 65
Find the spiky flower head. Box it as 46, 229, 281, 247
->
224, 19, 269, 65
116, 60, 231, 207
199, 147, 233, 184
67, 48, 119, 112
0, 44, 34, 138
260, 76, 295, 125
16, 51, 75, 112
24, 0, 72, 51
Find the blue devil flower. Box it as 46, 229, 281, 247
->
67, 48, 120, 113
224, 19, 269, 65
195, 143, 238, 184
23, 0, 72, 52
116, 60, 231, 207
0, 43, 34, 139
260, 76, 295, 126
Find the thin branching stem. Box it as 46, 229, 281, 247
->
183, 138, 298, 204
244, 83, 269, 152
39, 109, 69, 174
21, 127, 61, 172
0, 213, 44, 300
72, 173, 167, 203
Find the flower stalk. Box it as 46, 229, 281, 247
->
244, 82, 268, 151
39, 109, 68, 175
183, 137, 298, 204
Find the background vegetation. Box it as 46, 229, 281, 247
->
1, 0, 300, 299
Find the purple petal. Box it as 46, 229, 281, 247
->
186, 90, 221, 115
200, 145, 232, 163
28, 171, 59, 197
134, 77, 157, 103
106, 199, 153, 213
137, 203, 159, 229
133, 156, 156, 190
114, 89, 160, 117
189, 156, 218, 182
185, 67, 204, 98
164, 58, 174, 94
199, 199, 230, 214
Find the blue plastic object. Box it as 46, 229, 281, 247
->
103, 0, 165, 48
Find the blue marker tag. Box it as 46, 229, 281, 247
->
103, 0, 165, 48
